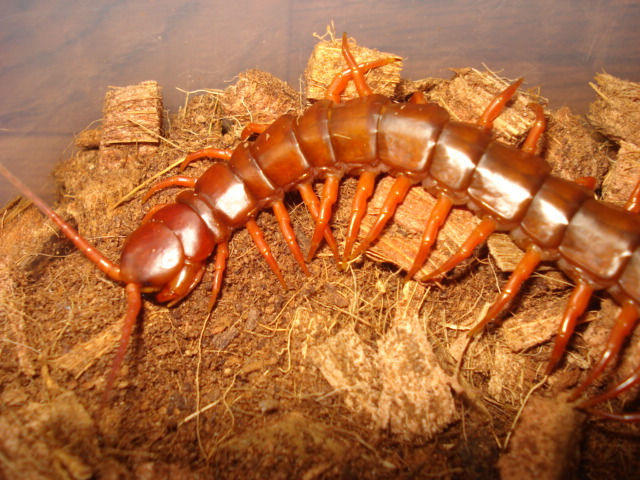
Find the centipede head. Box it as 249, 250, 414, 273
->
119, 220, 206, 305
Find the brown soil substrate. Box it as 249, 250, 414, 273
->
1, 36, 639, 479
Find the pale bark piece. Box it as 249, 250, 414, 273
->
602, 141, 640, 208
498, 396, 582, 480
589, 72, 640, 145
221, 69, 301, 125
310, 283, 458, 440
99, 80, 163, 166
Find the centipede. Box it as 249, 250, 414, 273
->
1, 33, 639, 429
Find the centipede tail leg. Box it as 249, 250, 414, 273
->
209, 241, 229, 310
341, 171, 377, 268
272, 200, 311, 276
246, 219, 287, 289
307, 174, 342, 261
103, 283, 142, 403
349, 175, 414, 260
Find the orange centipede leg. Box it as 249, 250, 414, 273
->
574, 176, 597, 190
468, 245, 542, 336
241, 123, 269, 140
580, 408, 640, 423
624, 179, 640, 213
272, 200, 311, 276
574, 177, 640, 421
339, 32, 373, 97
349, 175, 414, 260
246, 219, 287, 290
405, 195, 454, 281
341, 170, 377, 269
569, 301, 639, 401
208, 241, 229, 311
142, 176, 198, 202
478, 78, 524, 129
578, 365, 640, 417
306, 174, 341, 261
103, 283, 142, 403
421, 217, 497, 281
580, 366, 640, 408
181, 147, 233, 170
521, 103, 546, 154
297, 183, 340, 261
409, 91, 427, 104
325, 35, 400, 102
545, 283, 594, 375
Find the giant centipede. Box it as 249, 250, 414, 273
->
0, 33, 639, 422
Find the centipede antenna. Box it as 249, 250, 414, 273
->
102, 283, 142, 404
0, 162, 122, 282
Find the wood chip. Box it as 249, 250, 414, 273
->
99, 80, 163, 166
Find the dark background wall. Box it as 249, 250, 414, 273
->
1, 0, 638, 202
